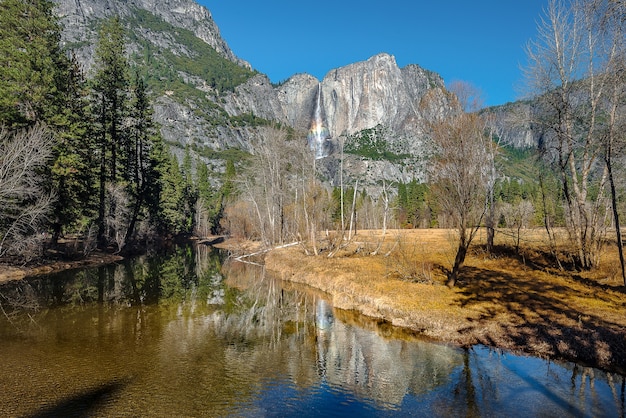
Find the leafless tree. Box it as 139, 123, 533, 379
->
237, 126, 330, 250
482, 117, 505, 253
424, 82, 492, 287
523, 0, 622, 270
499, 200, 536, 253
0, 124, 55, 260
105, 182, 131, 252
380, 179, 392, 235
599, 0, 626, 284
194, 199, 211, 238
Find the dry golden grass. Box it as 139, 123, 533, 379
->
264, 228, 626, 374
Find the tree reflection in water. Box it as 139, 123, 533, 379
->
0, 243, 623, 417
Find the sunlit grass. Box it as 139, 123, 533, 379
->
264, 228, 626, 374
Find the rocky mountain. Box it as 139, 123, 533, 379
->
482, 101, 539, 149
52, 0, 459, 189
56, 0, 247, 69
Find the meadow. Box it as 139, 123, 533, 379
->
263, 228, 626, 374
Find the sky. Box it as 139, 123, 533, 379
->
200, 1, 549, 107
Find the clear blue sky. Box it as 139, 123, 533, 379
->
200, 1, 548, 107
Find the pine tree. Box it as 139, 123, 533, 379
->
143, 133, 169, 234
123, 73, 160, 246
160, 154, 188, 235
47, 54, 97, 243
181, 146, 197, 234
91, 16, 130, 245
0, 0, 60, 127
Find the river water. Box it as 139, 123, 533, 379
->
0, 244, 623, 417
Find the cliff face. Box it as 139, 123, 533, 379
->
55, 0, 246, 69
482, 101, 539, 149
52, 0, 457, 187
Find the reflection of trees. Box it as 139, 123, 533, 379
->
0, 244, 225, 333
438, 346, 626, 418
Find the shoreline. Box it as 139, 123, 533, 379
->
0, 252, 124, 283
2, 231, 624, 375
262, 231, 626, 376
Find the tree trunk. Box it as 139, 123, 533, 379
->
607, 154, 626, 286
486, 224, 495, 253
486, 190, 495, 253
51, 222, 61, 246
123, 195, 143, 252
447, 243, 468, 287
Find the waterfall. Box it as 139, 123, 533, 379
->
307, 83, 330, 159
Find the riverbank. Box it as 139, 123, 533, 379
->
2, 230, 624, 375
262, 229, 626, 375
0, 251, 124, 283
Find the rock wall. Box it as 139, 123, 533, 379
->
52, 0, 465, 188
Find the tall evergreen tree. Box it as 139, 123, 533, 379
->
160, 153, 188, 235
0, 0, 60, 127
92, 16, 129, 244
123, 72, 162, 247
181, 146, 197, 234
48, 54, 96, 243
143, 131, 170, 234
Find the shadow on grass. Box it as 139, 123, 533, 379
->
28, 379, 128, 418
478, 244, 626, 293
455, 264, 626, 375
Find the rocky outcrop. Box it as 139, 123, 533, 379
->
54, 0, 247, 70
482, 101, 539, 149
323, 54, 442, 137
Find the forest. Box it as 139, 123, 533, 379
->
1, 0, 625, 289
0, 0, 221, 262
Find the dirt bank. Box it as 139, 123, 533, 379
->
0, 252, 124, 283
263, 229, 626, 375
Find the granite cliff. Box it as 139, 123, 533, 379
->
52, 0, 499, 189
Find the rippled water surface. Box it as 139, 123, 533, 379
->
0, 245, 623, 417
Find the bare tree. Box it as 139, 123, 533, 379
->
499, 200, 536, 253
599, 0, 626, 284
424, 82, 491, 287
105, 182, 131, 253
0, 124, 55, 259
483, 117, 504, 253
524, 0, 621, 269
237, 126, 328, 249
380, 179, 392, 235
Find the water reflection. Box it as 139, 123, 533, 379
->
314, 298, 461, 408
0, 244, 623, 417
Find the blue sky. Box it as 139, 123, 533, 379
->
200, 1, 549, 107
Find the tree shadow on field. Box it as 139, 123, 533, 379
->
455, 265, 626, 374
479, 244, 626, 293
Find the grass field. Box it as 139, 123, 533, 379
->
264, 228, 626, 374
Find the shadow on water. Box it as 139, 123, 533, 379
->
28, 380, 128, 418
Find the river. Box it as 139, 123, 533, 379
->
0, 244, 623, 417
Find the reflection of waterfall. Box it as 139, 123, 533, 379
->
315, 298, 334, 379
307, 83, 331, 159
314, 309, 462, 406
315, 299, 334, 330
